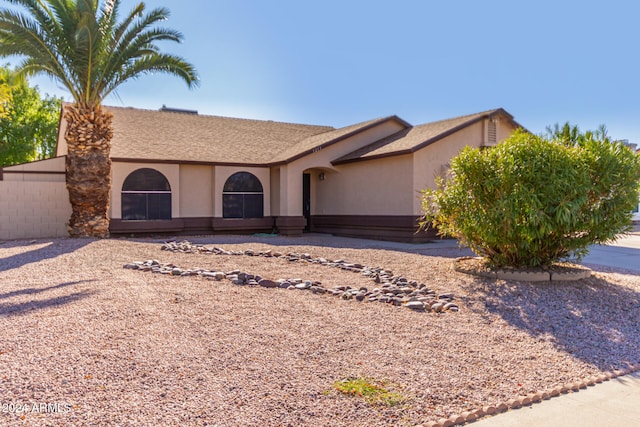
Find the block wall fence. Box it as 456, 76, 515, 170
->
0, 181, 70, 240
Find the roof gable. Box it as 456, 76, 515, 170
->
332, 108, 520, 165
269, 116, 410, 164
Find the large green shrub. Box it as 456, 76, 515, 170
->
420, 127, 640, 268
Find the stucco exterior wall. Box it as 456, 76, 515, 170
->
0, 181, 70, 240
270, 168, 281, 217
282, 120, 407, 216
412, 118, 519, 214
179, 165, 214, 217
111, 162, 180, 219
314, 154, 413, 215
412, 122, 483, 213
497, 117, 520, 142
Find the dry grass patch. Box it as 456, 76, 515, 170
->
331, 377, 407, 406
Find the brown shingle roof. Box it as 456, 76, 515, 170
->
269, 116, 410, 164
332, 108, 518, 165
99, 105, 520, 166
107, 106, 334, 165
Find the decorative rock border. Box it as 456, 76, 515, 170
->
420, 363, 640, 426
453, 257, 592, 282
123, 241, 461, 314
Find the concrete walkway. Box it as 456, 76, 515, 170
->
472, 371, 640, 427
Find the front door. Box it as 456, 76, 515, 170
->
302, 173, 311, 232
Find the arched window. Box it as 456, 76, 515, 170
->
122, 168, 171, 220
223, 172, 264, 218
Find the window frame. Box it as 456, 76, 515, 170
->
121, 168, 172, 221
222, 172, 264, 219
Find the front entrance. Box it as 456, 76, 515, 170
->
302, 173, 311, 231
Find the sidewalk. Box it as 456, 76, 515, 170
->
471, 371, 640, 427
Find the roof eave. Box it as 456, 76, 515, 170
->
331, 149, 414, 166
332, 108, 525, 165
111, 157, 270, 168
275, 115, 412, 165
406, 108, 527, 154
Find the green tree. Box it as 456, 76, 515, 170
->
420, 127, 640, 268
0, 0, 198, 237
0, 65, 61, 166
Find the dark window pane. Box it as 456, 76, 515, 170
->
148, 193, 172, 220
223, 172, 263, 193
223, 194, 243, 218
122, 168, 171, 191
121, 168, 172, 221
243, 194, 264, 218
222, 172, 264, 218
122, 194, 147, 220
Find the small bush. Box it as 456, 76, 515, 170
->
420, 127, 640, 268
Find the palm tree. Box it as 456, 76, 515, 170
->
0, 0, 198, 237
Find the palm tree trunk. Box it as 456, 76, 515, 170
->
64, 104, 113, 238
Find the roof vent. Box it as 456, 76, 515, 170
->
487, 118, 497, 145
160, 105, 198, 115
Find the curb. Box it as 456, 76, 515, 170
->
418, 363, 640, 427
453, 258, 592, 282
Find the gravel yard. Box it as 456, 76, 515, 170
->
0, 234, 638, 426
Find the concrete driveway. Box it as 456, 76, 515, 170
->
582, 232, 640, 273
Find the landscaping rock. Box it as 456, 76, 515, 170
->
258, 279, 278, 288
405, 301, 425, 311
139, 241, 461, 315
431, 302, 445, 312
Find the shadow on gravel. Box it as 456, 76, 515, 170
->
461, 276, 640, 371
581, 262, 640, 277
0, 239, 93, 273
0, 290, 96, 318
0, 280, 96, 301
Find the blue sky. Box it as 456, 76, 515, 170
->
23, 0, 640, 144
